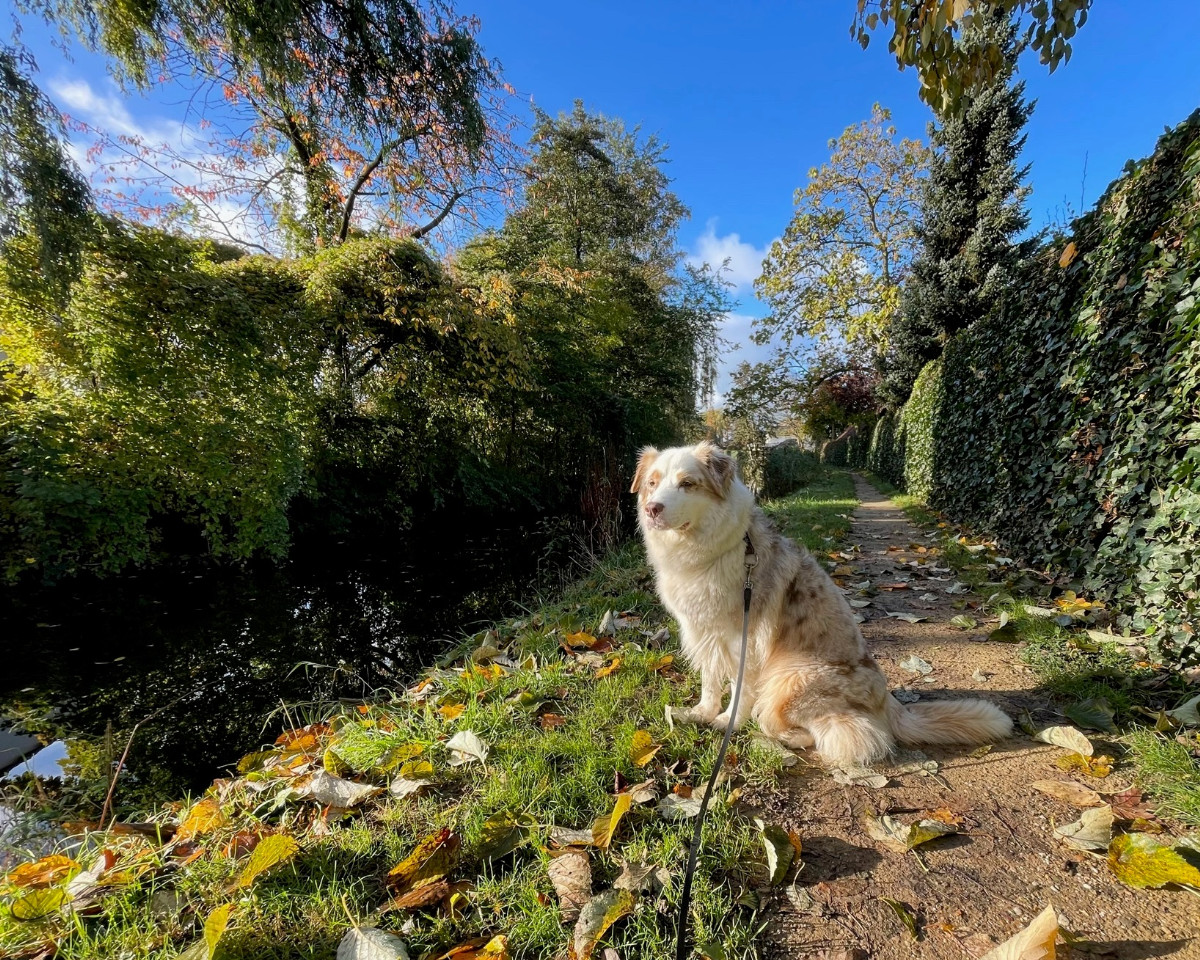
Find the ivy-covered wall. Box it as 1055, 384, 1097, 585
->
900, 109, 1200, 662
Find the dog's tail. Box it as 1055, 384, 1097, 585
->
885, 694, 1013, 746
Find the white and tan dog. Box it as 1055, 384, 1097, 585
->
633, 442, 1012, 768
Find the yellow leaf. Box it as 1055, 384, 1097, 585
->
431, 935, 510, 959
204, 903, 234, 957
980, 902, 1058, 960
6, 854, 80, 889
1107, 833, 1200, 889
573, 889, 635, 959
566, 631, 598, 647
439, 701, 466, 721
591, 794, 632, 849
398, 758, 434, 779
176, 798, 225, 843
595, 657, 622, 679
235, 834, 299, 888
1058, 241, 1078, 268
387, 828, 460, 894
9, 887, 68, 920
1054, 753, 1113, 778
629, 730, 661, 768
651, 654, 675, 673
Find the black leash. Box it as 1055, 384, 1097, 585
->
674, 532, 757, 960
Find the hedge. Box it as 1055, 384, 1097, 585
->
867, 413, 907, 489
762, 443, 820, 498
906, 109, 1200, 664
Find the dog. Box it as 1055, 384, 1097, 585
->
632, 441, 1012, 768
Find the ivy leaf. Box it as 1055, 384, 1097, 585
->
980, 903, 1059, 960
572, 888, 635, 960
235, 834, 299, 888
1033, 725, 1093, 756
1063, 699, 1117, 735
1166, 694, 1200, 726
1107, 833, 1200, 889
336, 925, 411, 960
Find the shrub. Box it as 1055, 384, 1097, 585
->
847, 420, 874, 469
762, 442, 820, 499
820, 433, 849, 467
867, 413, 907, 489
902, 360, 942, 501
922, 109, 1200, 665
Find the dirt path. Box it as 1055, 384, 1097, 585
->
752, 474, 1200, 959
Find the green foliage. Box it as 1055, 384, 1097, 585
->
847, 420, 874, 469
851, 1, 1092, 116
761, 443, 820, 500
819, 432, 849, 467
867, 413, 907, 488
0, 47, 93, 293
901, 360, 941, 502
1, 222, 323, 578
923, 109, 1200, 666
884, 11, 1032, 404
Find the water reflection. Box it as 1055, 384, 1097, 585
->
0, 518, 555, 800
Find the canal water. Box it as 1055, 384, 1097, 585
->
0, 516, 570, 804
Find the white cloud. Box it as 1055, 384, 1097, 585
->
688, 219, 772, 291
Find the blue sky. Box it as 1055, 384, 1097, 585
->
8, 0, 1200, 393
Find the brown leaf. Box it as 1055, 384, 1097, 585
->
547, 848, 591, 924
388, 878, 450, 910
387, 829, 460, 894
539, 713, 568, 729
1031, 780, 1103, 808
6, 855, 80, 889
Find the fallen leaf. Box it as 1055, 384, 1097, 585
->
1167, 693, 1200, 726
567, 631, 600, 648
438, 702, 466, 721
387, 829, 460, 894
175, 798, 225, 843
1054, 805, 1113, 852
969, 744, 994, 758
298, 770, 383, 808
657, 792, 703, 820
539, 713, 568, 729
1055, 753, 1113, 778
337, 925, 411, 960
550, 826, 596, 846
830, 767, 890, 789
988, 625, 1021, 643
548, 848, 592, 923
595, 658, 622, 679
446, 730, 489, 767
428, 935, 509, 959
235, 834, 299, 888
1033, 726, 1094, 756
388, 880, 450, 910
927, 808, 964, 826
1031, 780, 1102, 807
848, 599, 872, 608
899, 655, 933, 675
612, 861, 669, 893
945, 582, 971, 595
888, 612, 928, 624
756, 819, 795, 885
9, 887, 68, 921
1104, 786, 1154, 822
629, 731, 661, 769
390, 759, 435, 798
972, 668, 992, 683
478, 811, 534, 861
573, 889, 635, 960
6, 854, 80, 889
950, 615, 978, 630
592, 794, 632, 849
627, 779, 659, 804
865, 814, 957, 853
651, 654, 675, 673
980, 902, 1058, 960
1064, 699, 1117, 735
1107, 833, 1200, 889
882, 897, 918, 939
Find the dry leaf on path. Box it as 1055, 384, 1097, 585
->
980, 903, 1058, 960
865, 814, 957, 853
1031, 780, 1103, 807
888, 613, 928, 624
1106, 833, 1200, 889
1033, 725, 1094, 756
756, 819, 796, 885
1053, 805, 1113, 852
830, 767, 891, 789
899, 655, 933, 675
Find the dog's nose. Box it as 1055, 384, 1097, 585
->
645, 501, 664, 519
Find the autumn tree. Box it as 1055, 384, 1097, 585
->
25, 0, 515, 251
851, 0, 1091, 115
750, 104, 928, 420
882, 11, 1032, 403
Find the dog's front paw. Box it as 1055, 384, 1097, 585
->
709, 711, 742, 732
676, 705, 719, 725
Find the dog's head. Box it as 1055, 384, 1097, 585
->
630, 442, 738, 533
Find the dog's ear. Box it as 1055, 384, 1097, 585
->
695, 442, 735, 496
630, 447, 660, 494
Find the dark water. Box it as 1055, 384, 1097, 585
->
0, 517, 562, 800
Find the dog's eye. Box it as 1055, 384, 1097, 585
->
679, 479, 694, 489
647, 478, 657, 489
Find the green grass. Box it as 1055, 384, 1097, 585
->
0, 467, 858, 960
862, 470, 1200, 829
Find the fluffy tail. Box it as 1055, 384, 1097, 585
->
885, 694, 1013, 746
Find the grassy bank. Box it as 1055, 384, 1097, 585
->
0, 470, 856, 960
862, 471, 1200, 829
